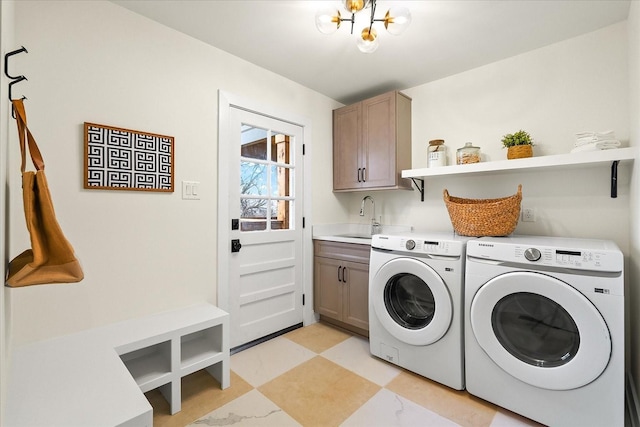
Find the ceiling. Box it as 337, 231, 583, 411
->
111, 0, 631, 105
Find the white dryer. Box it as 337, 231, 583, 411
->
369, 232, 468, 390
465, 236, 625, 426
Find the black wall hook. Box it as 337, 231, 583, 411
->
4, 46, 28, 80
8, 75, 27, 101
4, 46, 28, 118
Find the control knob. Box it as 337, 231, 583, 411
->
406, 240, 416, 250
524, 248, 542, 262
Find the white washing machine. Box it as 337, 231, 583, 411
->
369, 232, 469, 390
465, 236, 625, 427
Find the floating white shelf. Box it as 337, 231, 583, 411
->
402, 147, 637, 200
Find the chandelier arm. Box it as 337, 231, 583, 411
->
347, 13, 356, 34
368, 0, 377, 33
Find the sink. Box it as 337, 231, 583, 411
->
335, 234, 372, 239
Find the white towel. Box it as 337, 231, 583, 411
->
570, 140, 621, 153
574, 130, 616, 147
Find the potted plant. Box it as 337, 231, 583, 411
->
502, 130, 534, 159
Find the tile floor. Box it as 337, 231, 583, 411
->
146, 322, 543, 427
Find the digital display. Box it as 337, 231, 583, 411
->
556, 250, 581, 256
424, 241, 438, 245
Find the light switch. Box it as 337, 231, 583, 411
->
182, 181, 200, 200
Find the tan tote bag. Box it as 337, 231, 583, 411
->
6, 99, 84, 287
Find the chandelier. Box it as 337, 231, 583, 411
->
315, 0, 411, 53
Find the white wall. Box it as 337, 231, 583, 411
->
6, 0, 342, 347
1, 1, 16, 422
627, 0, 640, 401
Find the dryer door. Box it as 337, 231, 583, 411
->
372, 257, 452, 346
470, 271, 611, 390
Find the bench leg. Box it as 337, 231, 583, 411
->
159, 380, 181, 415
206, 360, 230, 389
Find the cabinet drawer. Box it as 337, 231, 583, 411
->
314, 240, 370, 264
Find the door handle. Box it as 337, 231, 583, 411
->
342, 266, 347, 283
231, 239, 242, 253
362, 167, 366, 182
338, 266, 342, 282
357, 168, 361, 182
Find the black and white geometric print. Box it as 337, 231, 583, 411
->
85, 123, 174, 192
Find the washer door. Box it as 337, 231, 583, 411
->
470, 271, 611, 390
372, 257, 452, 346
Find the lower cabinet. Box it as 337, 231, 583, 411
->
314, 240, 370, 336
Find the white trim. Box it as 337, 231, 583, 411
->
216, 90, 316, 330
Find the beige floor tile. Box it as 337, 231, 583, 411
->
321, 335, 401, 386
148, 370, 253, 427
490, 410, 545, 427
188, 389, 301, 426
259, 356, 381, 427
342, 388, 462, 427
231, 336, 316, 387
386, 371, 498, 427
284, 321, 352, 353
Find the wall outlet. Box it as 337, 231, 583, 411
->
522, 208, 536, 222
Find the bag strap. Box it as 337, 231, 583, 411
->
12, 99, 45, 173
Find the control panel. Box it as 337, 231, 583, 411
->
372, 234, 462, 257
468, 239, 622, 272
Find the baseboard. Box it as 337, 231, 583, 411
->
627, 372, 640, 427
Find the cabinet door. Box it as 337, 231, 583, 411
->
314, 256, 343, 321
333, 103, 362, 190
342, 260, 370, 331
361, 92, 397, 189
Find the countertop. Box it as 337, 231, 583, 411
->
312, 223, 413, 245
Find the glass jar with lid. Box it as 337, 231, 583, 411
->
428, 139, 447, 167
456, 142, 481, 165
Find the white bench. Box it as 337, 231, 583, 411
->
5, 303, 229, 426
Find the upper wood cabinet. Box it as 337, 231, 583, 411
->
333, 91, 412, 191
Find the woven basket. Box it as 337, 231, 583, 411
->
507, 145, 533, 159
443, 185, 522, 237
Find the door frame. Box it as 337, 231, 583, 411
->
217, 90, 316, 329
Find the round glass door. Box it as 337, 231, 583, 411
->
470, 271, 611, 390
372, 258, 452, 346
384, 273, 436, 330
492, 292, 580, 368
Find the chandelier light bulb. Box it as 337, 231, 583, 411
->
315, 8, 342, 34
384, 7, 412, 35
357, 27, 379, 53
343, 0, 370, 13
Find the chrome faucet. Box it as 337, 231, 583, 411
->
360, 196, 382, 235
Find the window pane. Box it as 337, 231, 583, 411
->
241, 125, 268, 161
271, 200, 291, 230
241, 161, 266, 196
272, 134, 291, 165
241, 197, 267, 232
271, 165, 292, 197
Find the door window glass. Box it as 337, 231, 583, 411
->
492, 292, 580, 367
240, 125, 294, 232
384, 273, 435, 329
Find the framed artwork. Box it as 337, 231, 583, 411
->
84, 122, 174, 192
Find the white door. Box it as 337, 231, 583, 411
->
225, 106, 304, 348
371, 258, 452, 346
470, 271, 611, 390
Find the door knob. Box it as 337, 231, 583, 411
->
231, 239, 242, 253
